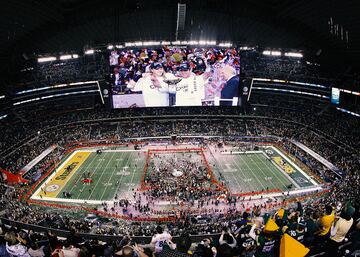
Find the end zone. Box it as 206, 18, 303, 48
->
31, 151, 91, 199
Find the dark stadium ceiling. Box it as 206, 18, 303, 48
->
1, 0, 360, 70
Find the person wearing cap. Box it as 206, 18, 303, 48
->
174, 62, 206, 106
127, 62, 175, 107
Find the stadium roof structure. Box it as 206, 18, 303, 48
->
0, 0, 360, 71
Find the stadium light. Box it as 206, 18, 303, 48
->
218, 42, 232, 47
38, 56, 56, 63
171, 41, 181, 45
199, 40, 216, 45
107, 44, 114, 50
263, 50, 282, 56
161, 41, 171, 45
336, 107, 360, 118
188, 41, 199, 45
85, 49, 95, 55
115, 44, 124, 49
240, 46, 254, 50
271, 51, 282, 56
59, 54, 73, 60
180, 41, 188, 44
284, 52, 303, 58
143, 41, 161, 46
72, 54, 79, 59
134, 41, 143, 46
0, 95, 5, 99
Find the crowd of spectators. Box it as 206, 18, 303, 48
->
16, 53, 107, 88
239, 50, 335, 85
145, 152, 217, 202
1, 102, 358, 177
1, 41, 359, 256
0, 91, 359, 256
0, 193, 359, 256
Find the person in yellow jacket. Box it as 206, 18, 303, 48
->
315, 205, 334, 245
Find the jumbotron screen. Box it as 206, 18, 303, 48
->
109, 47, 240, 108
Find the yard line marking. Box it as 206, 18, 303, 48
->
237, 154, 267, 191
67, 152, 99, 195
224, 158, 248, 192
128, 152, 138, 191
209, 154, 238, 192
254, 153, 290, 189
228, 155, 253, 192
114, 152, 133, 194
249, 154, 278, 190
73, 153, 106, 199
223, 159, 244, 192
260, 151, 300, 189
113, 153, 129, 196
99, 151, 125, 200
88, 152, 117, 200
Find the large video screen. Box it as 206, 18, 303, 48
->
109, 47, 240, 108
331, 87, 340, 105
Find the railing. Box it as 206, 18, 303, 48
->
0, 217, 220, 243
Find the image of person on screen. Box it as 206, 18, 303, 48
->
219, 64, 239, 106
127, 62, 175, 107
174, 62, 206, 106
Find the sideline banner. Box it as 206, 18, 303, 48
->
290, 140, 342, 176
19, 145, 57, 175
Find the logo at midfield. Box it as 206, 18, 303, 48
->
45, 184, 60, 192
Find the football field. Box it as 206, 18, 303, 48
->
34, 150, 146, 202
31, 146, 319, 204
211, 151, 313, 194
208, 145, 317, 195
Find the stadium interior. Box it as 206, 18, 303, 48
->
0, 1, 359, 257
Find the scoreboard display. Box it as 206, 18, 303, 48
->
331, 87, 340, 105
108, 47, 242, 108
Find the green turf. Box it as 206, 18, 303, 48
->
55, 148, 315, 202
213, 152, 303, 193
58, 151, 145, 201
